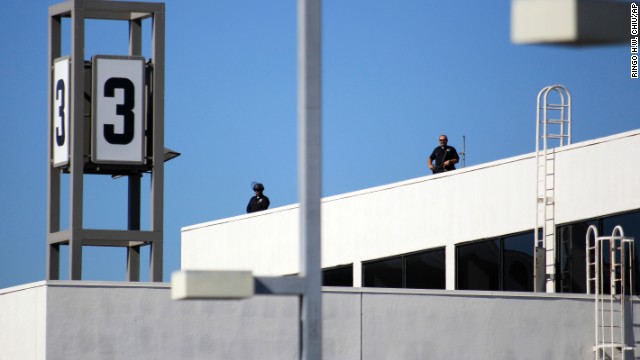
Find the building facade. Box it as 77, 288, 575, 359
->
0, 281, 616, 359
3, 129, 640, 359
182, 129, 640, 294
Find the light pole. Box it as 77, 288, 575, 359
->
171, 1, 323, 359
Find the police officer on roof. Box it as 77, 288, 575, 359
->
246, 182, 270, 213
428, 135, 460, 174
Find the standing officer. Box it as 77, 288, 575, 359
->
246, 182, 270, 213
428, 135, 460, 174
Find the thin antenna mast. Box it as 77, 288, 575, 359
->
460, 135, 466, 167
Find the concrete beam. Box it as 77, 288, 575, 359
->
171, 270, 254, 300
511, 0, 632, 44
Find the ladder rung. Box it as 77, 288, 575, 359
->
541, 104, 568, 109
593, 344, 634, 349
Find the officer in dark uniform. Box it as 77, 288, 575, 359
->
246, 182, 270, 213
428, 135, 460, 174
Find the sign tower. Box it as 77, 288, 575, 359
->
47, 0, 166, 282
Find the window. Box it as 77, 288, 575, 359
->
556, 220, 597, 293
557, 210, 640, 294
456, 239, 500, 290
323, 264, 353, 287
503, 233, 535, 291
405, 248, 446, 289
456, 231, 534, 291
603, 212, 640, 292
363, 256, 403, 288
363, 247, 446, 289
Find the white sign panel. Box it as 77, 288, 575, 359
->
52, 57, 70, 167
92, 56, 145, 164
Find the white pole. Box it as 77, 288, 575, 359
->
298, 0, 322, 359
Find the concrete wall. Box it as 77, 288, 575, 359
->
181, 130, 640, 288
0, 283, 47, 360
0, 281, 299, 360
555, 131, 640, 223
1, 281, 636, 359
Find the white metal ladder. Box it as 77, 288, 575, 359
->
534, 85, 572, 292
586, 225, 635, 360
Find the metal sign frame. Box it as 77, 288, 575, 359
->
91, 55, 146, 165
52, 56, 70, 167
47, 0, 165, 282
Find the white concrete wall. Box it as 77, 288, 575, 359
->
1, 281, 636, 359
0, 282, 47, 360
43, 282, 298, 360
555, 131, 640, 223
359, 290, 596, 359
182, 130, 640, 288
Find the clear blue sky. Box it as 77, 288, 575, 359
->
0, 0, 638, 288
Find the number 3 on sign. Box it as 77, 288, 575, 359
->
92, 56, 145, 164
52, 57, 70, 167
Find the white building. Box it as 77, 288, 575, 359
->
182, 129, 640, 294
2, 129, 639, 359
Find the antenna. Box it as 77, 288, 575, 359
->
460, 135, 466, 167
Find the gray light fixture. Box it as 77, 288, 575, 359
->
163, 147, 181, 162
511, 0, 631, 45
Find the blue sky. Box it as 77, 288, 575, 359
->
0, 0, 638, 288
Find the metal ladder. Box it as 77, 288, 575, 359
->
586, 225, 635, 360
534, 85, 572, 292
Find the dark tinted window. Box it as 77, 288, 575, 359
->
363, 248, 446, 289
555, 210, 640, 294
456, 232, 535, 292
556, 220, 597, 293
457, 239, 500, 290
363, 256, 403, 288
405, 248, 446, 289
323, 265, 353, 287
603, 212, 640, 292
503, 232, 534, 291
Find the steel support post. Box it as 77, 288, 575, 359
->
47, 13, 62, 280
127, 173, 141, 281
150, 8, 165, 282
127, 18, 143, 282
69, 2, 86, 280
298, 0, 322, 359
